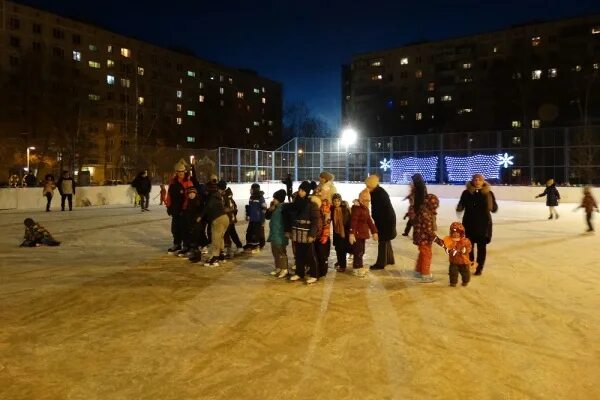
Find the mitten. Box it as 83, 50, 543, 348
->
372, 233, 379, 242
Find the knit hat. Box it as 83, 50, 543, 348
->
24, 218, 35, 227
273, 189, 286, 203
174, 160, 187, 172
319, 171, 334, 182
298, 180, 312, 194
217, 180, 227, 190
365, 175, 379, 189
449, 222, 465, 238
359, 189, 371, 203
332, 193, 342, 201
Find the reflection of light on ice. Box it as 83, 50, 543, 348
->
389, 157, 438, 184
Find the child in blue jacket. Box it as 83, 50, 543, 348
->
266, 189, 289, 278
244, 183, 267, 252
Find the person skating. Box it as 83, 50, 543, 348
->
200, 178, 230, 266
331, 193, 351, 272
287, 181, 321, 284
220, 181, 243, 258
365, 175, 396, 269
535, 179, 560, 220
282, 173, 293, 202
434, 222, 472, 287
266, 189, 289, 278
165, 162, 194, 254
244, 183, 267, 253
183, 186, 205, 261
456, 173, 498, 276
348, 189, 378, 277
574, 186, 599, 233
402, 174, 427, 237
20, 218, 60, 247
411, 193, 440, 283
131, 170, 152, 211
57, 171, 76, 211
159, 184, 167, 205
314, 198, 332, 278
42, 174, 56, 212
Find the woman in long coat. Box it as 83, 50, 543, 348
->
456, 173, 498, 275
365, 175, 396, 269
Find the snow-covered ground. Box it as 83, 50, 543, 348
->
1, 197, 599, 399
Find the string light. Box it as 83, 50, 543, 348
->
385, 156, 438, 184
445, 154, 509, 182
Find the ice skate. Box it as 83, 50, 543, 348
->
270, 269, 280, 276
204, 256, 220, 267
353, 268, 368, 277
419, 274, 435, 283
167, 245, 182, 255
413, 271, 422, 279
276, 269, 289, 278
289, 274, 301, 281
177, 248, 190, 257
305, 277, 318, 284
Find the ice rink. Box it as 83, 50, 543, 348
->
1, 196, 599, 399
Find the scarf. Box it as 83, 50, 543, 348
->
333, 206, 345, 238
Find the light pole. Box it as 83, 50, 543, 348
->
26, 146, 36, 172
340, 127, 358, 182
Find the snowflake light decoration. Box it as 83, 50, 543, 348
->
497, 153, 514, 168
380, 158, 392, 172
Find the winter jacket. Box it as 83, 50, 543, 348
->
413, 194, 439, 246
581, 193, 598, 213
132, 174, 152, 195
246, 191, 267, 223
184, 196, 204, 224
316, 180, 337, 203
57, 176, 76, 195
24, 223, 56, 243
201, 191, 226, 223
282, 176, 293, 194
350, 203, 378, 240
318, 201, 332, 244
288, 196, 322, 243
42, 181, 56, 196
266, 203, 288, 246
456, 181, 498, 243
331, 202, 351, 247
165, 175, 193, 216
440, 236, 472, 265
537, 184, 560, 207
370, 185, 397, 241
222, 187, 238, 223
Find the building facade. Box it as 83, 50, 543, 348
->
342, 15, 600, 137
0, 0, 282, 183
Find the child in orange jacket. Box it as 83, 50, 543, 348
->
434, 222, 472, 287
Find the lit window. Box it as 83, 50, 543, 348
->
89, 44, 97, 51
186, 136, 195, 143
176, 117, 182, 125
427, 82, 435, 91
72, 51, 81, 61
210, 75, 215, 80
176, 90, 182, 98
199, 82, 204, 89
253, 88, 260, 94
88, 94, 100, 101
261, 97, 266, 104
462, 63, 472, 69
262, 87, 266, 93
512, 121, 521, 128
120, 78, 130, 88
187, 110, 195, 116
532, 119, 541, 128
400, 57, 408, 65
220, 100, 225, 106
268, 120, 274, 126
512, 168, 521, 177
107, 45, 113, 53
106, 75, 115, 85
237, 91, 244, 99
121, 48, 131, 58
573, 65, 582, 72
415, 112, 422, 120
370, 60, 382, 67
400, 114, 405, 120
462, 77, 473, 83
415, 70, 423, 78
245, 128, 250, 134
176, 104, 182, 112
198, 95, 205, 102
430, 115, 435, 120
531, 70, 542, 80
548, 68, 557, 78
138, 96, 144, 105
371, 74, 383, 80
106, 122, 114, 131
137, 67, 144, 76
592, 27, 600, 35
400, 100, 408, 106
441, 95, 452, 102
493, 46, 499, 53
88, 61, 100, 69
594, 63, 599, 70
219, 75, 224, 82
187, 70, 195, 77
427, 97, 435, 104
107, 59, 114, 68
457, 108, 473, 115
219, 87, 224, 95
512, 136, 522, 145
531, 36, 541, 46
253, 121, 260, 126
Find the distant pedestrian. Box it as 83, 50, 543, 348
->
132, 170, 152, 212
535, 179, 560, 220
282, 173, 293, 202
42, 174, 56, 212
57, 171, 76, 211
574, 186, 599, 233
24, 172, 37, 187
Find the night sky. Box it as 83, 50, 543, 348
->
20, 0, 600, 131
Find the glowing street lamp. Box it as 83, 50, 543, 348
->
341, 127, 358, 147
25, 146, 35, 172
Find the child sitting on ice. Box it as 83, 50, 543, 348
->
434, 222, 472, 287
20, 218, 60, 247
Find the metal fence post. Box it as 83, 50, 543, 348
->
564, 128, 569, 184
366, 137, 371, 179
217, 147, 222, 180
319, 138, 324, 173
529, 129, 535, 184
294, 137, 298, 182
237, 148, 241, 183
271, 151, 275, 182
255, 149, 259, 182
438, 133, 444, 184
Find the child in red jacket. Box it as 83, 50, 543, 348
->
434, 222, 472, 287
410, 193, 439, 283
349, 189, 378, 277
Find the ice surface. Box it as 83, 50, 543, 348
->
1, 197, 599, 399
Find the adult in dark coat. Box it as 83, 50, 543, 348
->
456, 173, 498, 276
131, 170, 152, 211
535, 179, 560, 220
282, 173, 293, 202
365, 175, 396, 269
